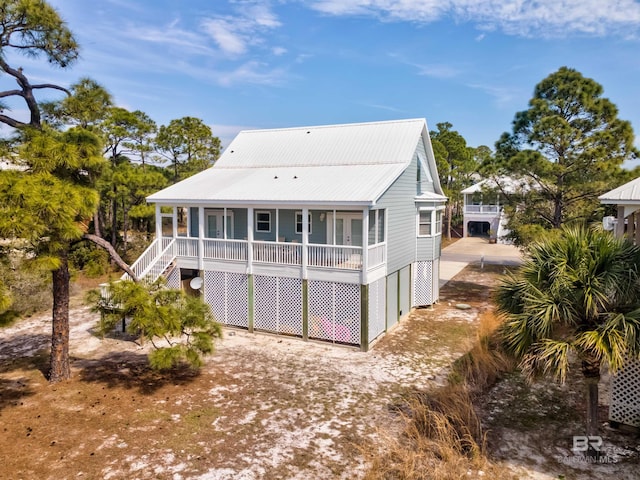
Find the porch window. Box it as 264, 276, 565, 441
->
295, 212, 312, 234
369, 209, 386, 244
255, 211, 271, 232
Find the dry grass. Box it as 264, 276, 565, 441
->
365, 311, 516, 480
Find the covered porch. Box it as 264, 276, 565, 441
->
129, 204, 387, 284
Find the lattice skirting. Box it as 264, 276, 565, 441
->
413, 261, 435, 306
254, 275, 303, 336
368, 278, 386, 343
610, 359, 640, 427
204, 271, 249, 328
164, 265, 181, 290
308, 280, 361, 345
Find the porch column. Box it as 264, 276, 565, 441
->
616, 206, 625, 238
302, 207, 309, 279
247, 207, 254, 274
172, 206, 178, 238
198, 207, 205, 270
155, 204, 162, 256
362, 207, 369, 284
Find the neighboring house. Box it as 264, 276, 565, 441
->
599, 177, 640, 428
461, 177, 522, 243
128, 119, 447, 351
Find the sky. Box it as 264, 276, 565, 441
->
6, 0, 640, 167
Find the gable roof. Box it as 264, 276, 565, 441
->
599, 176, 640, 205
148, 118, 443, 206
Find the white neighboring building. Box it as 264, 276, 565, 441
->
599, 176, 640, 428
461, 178, 513, 243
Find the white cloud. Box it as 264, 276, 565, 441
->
307, 0, 640, 37
202, 2, 282, 56
216, 61, 288, 87
273, 46, 288, 56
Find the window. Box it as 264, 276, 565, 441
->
418, 209, 443, 237
255, 211, 271, 232
418, 211, 432, 236
295, 212, 312, 234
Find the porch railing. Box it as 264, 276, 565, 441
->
153, 237, 384, 272
308, 244, 362, 270
253, 241, 302, 265
123, 238, 176, 282
368, 243, 386, 268
175, 237, 199, 257
203, 238, 248, 261
465, 205, 499, 214
124, 238, 160, 280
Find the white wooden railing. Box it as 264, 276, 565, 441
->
175, 237, 199, 257
203, 238, 248, 261
368, 243, 386, 268
253, 241, 302, 265
130, 238, 384, 274
465, 205, 499, 214
308, 244, 362, 270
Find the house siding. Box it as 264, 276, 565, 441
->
376, 138, 435, 273
416, 234, 441, 261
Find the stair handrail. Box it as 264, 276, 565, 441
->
138, 239, 176, 282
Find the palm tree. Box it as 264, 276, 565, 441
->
495, 225, 640, 443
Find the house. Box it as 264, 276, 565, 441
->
130, 118, 447, 351
599, 176, 640, 428
460, 176, 526, 243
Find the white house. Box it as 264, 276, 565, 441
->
599, 176, 640, 428
128, 118, 447, 351
460, 176, 526, 243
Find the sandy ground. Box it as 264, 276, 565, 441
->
1, 265, 638, 479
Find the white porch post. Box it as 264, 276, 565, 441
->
198, 207, 205, 270
247, 207, 254, 274
302, 207, 309, 279
276, 208, 279, 241
155, 204, 162, 256
362, 207, 369, 284
172, 206, 178, 238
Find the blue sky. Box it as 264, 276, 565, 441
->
7, 0, 640, 166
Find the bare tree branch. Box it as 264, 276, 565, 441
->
82, 233, 139, 282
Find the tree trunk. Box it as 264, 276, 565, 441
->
82, 234, 139, 281
111, 184, 118, 247
49, 250, 71, 382
93, 211, 101, 238
446, 203, 452, 240
582, 358, 601, 457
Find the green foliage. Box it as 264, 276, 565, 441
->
42, 78, 113, 128
488, 67, 637, 240
0, 251, 51, 319
91, 279, 222, 370
68, 242, 109, 277
156, 116, 221, 181
496, 225, 640, 382
0, 0, 78, 67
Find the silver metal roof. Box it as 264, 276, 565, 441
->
149, 118, 436, 205
599, 176, 640, 204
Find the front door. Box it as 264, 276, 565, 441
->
328, 213, 363, 246
206, 210, 234, 239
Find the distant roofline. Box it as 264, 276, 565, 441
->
237, 118, 425, 135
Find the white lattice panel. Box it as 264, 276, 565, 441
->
254, 275, 303, 336
204, 271, 249, 328
368, 278, 386, 342
164, 265, 181, 290
225, 273, 249, 328
610, 359, 640, 427
308, 281, 361, 345
413, 261, 434, 306
278, 277, 304, 336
